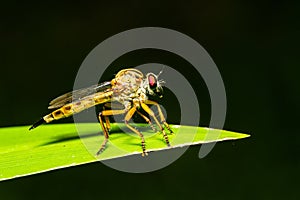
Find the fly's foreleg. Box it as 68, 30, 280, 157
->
96, 109, 126, 155
141, 102, 171, 147
145, 100, 173, 134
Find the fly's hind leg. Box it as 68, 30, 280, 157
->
96, 109, 126, 156
97, 112, 109, 155
145, 100, 173, 134
103, 102, 125, 131
104, 116, 111, 132
102, 105, 111, 132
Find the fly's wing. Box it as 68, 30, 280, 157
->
48, 81, 112, 109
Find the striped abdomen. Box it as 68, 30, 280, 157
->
44, 91, 113, 123
29, 91, 113, 130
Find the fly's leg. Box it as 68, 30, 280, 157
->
97, 112, 109, 155
145, 100, 173, 134
141, 102, 171, 147
102, 106, 111, 132
104, 116, 111, 132
103, 102, 125, 131
96, 109, 126, 155
136, 110, 157, 132
125, 107, 148, 156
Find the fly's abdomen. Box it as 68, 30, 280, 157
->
45, 91, 113, 123
43, 104, 74, 123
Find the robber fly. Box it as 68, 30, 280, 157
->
30, 68, 173, 156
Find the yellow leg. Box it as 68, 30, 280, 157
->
96, 109, 126, 155
104, 116, 111, 131
103, 102, 125, 131
97, 112, 109, 155
145, 100, 173, 134
104, 102, 156, 132
141, 102, 171, 147
125, 107, 148, 156
102, 106, 111, 132
136, 110, 157, 132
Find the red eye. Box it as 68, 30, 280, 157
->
148, 75, 157, 88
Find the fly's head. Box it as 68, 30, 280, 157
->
144, 71, 165, 98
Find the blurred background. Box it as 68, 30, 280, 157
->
0, 0, 299, 199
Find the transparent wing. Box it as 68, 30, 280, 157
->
48, 81, 112, 109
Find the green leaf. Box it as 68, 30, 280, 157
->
0, 123, 250, 181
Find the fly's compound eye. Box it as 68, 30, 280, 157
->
148, 74, 157, 89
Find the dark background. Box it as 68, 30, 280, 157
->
1, 0, 299, 199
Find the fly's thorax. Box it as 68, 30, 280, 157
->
139, 93, 148, 102
111, 69, 144, 103
136, 84, 146, 96
123, 101, 132, 111
137, 86, 148, 101
115, 68, 144, 79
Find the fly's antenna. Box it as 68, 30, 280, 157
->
157, 66, 165, 78
157, 66, 166, 85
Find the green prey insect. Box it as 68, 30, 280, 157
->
30, 68, 173, 156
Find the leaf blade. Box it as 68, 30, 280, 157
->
0, 123, 250, 181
